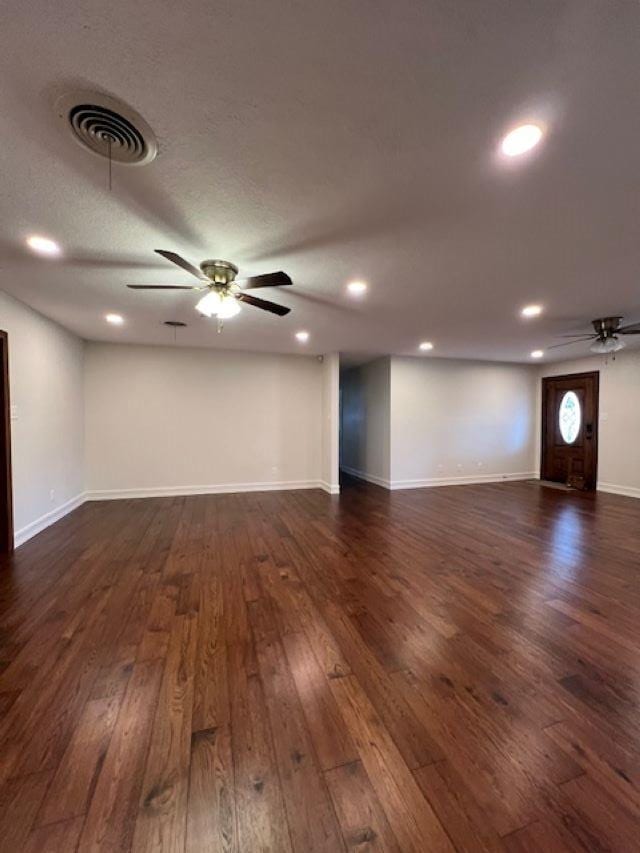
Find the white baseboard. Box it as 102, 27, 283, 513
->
389, 471, 538, 491
319, 481, 341, 495
85, 480, 327, 501
597, 481, 640, 499
14, 492, 87, 548
340, 466, 392, 489
341, 467, 537, 491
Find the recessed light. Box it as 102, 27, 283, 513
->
521, 304, 543, 318
419, 341, 434, 352
295, 330, 309, 343
530, 350, 544, 359
26, 235, 62, 256
105, 313, 124, 325
501, 124, 543, 157
347, 280, 367, 296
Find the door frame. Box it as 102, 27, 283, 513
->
540, 370, 599, 490
0, 330, 13, 553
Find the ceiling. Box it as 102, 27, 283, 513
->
1, 0, 640, 362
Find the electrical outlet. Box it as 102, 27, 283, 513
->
456, 463, 463, 472
49, 489, 55, 502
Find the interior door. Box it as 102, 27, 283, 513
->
541, 371, 599, 490
1, 330, 13, 553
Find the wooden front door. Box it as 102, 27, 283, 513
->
541, 371, 599, 491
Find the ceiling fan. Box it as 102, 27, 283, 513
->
127, 250, 292, 319
550, 316, 640, 354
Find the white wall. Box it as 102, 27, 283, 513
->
321, 353, 340, 493
340, 358, 391, 486
84, 343, 324, 496
0, 290, 85, 544
390, 357, 538, 488
538, 350, 640, 497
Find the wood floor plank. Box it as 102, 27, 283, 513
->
330, 674, 454, 853
132, 613, 197, 851
281, 629, 358, 772
248, 598, 345, 852
325, 760, 402, 852
77, 659, 164, 851
227, 640, 292, 853
0, 771, 53, 852
23, 816, 85, 853
38, 694, 121, 826
186, 725, 237, 853
544, 718, 640, 817
561, 772, 640, 851
414, 761, 506, 853
192, 571, 228, 732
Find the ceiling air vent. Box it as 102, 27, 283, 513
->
56, 91, 157, 166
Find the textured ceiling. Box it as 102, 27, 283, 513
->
1, 0, 640, 362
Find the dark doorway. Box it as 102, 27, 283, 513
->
541, 371, 599, 491
0, 330, 13, 553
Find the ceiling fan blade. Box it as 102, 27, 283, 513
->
548, 337, 595, 349
126, 284, 203, 290
237, 271, 292, 290
154, 250, 206, 281
237, 293, 291, 316
620, 329, 640, 334
557, 333, 597, 338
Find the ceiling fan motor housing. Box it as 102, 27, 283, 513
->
592, 316, 622, 336
200, 259, 238, 285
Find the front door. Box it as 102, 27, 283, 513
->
541, 371, 599, 491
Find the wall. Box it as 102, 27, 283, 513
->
0, 290, 85, 545
321, 353, 340, 494
390, 357, 538, 488
538, 350, 640, 497
340, 357, 391, 486
84, 343, 324, 497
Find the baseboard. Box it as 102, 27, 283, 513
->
85, 480, 327, 501
389, 471, 538, 491
597, 481, 640, 499
341, 467, 537, 491
340, 466, 392, 489
14, 492, 87, 548
319, 481, 341, 495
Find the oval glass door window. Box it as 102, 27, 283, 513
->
559, 391, 581, 444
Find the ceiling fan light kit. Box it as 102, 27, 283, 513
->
196, 291, 241, 319
589, 337, 625, 354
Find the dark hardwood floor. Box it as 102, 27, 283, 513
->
1, 478, 639, 851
